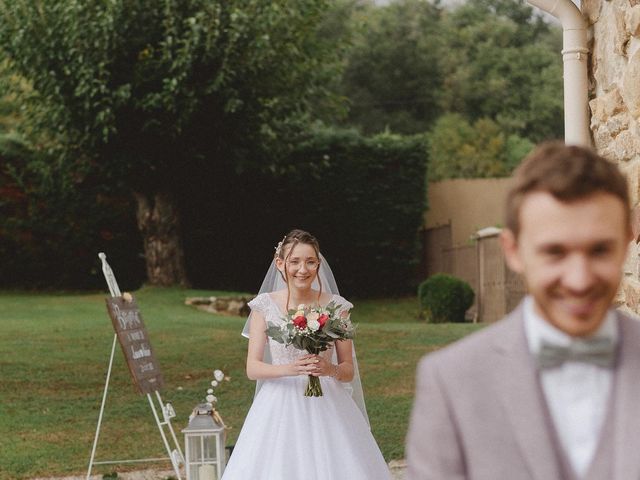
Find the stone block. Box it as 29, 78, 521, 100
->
185, 295, 251, 317
612, 129, 640, 162
228, 299, 249, 317
590, 88, 625, 123
627, 5, 640, 36
592, 123, 612, 152
214, 298, 229, 310
622, 49, 640, 118
583, 0, 603, 24
622, 161, 640, 206
609, 112, 631, 137
592, 8, 630, 91
614, 7, 631, 55
614, 283, 626, 307
629, 37, 640, 59
622, 276, 640, 313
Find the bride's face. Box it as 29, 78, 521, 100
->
277, 242, 320, 290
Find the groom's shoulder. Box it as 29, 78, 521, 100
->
418, 309, 521, 373
618, 308, 640, 335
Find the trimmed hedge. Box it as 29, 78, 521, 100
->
180, 127, 428, 297
0, 135, 145, 289
418, 273, 474, 323
1, 127, 427, 296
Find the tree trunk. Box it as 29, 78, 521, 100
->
134, 191, 189, 287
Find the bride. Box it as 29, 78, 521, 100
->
221, 229, 391, 480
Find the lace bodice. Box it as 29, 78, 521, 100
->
247, 292, 354, 366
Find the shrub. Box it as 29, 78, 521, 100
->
418, 273, 474, 323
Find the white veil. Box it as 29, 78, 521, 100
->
242, 253, 370, 426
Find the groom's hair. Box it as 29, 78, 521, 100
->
506, 141, 630, 237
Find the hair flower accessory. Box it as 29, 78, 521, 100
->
274, 235, 287, 258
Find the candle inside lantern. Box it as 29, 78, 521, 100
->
198, 464, 216, 480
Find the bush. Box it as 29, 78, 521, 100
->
418, 273, 474, 323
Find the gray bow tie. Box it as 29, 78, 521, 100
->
536, 337, 616, 369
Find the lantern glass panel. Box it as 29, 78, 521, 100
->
189, 464, 199, 480
203, 434, 218, 462
187, 435, 202, 463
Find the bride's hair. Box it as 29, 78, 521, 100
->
276, 229, 323, 309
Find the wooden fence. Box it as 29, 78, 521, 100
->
422, 226, 526, 322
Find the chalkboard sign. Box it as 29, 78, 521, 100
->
105, 295, 164, 394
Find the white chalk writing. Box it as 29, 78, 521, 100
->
127, 330, 145, 342
131, 343, 151, 360
139, 362, 155, 373
113, 303, 142, 330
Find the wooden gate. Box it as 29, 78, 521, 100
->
477, 230, 526, 323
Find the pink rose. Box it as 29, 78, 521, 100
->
293, 315, 307, 329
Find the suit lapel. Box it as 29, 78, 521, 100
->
491, 307, 564, 480
612, 312, 640, 480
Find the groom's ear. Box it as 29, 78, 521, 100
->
500, 229, 524, 274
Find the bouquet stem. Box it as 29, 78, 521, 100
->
304, 375, 323, 397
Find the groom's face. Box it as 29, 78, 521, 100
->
501, 190, 631, 337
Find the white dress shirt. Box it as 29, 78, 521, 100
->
523, 296, 617, 478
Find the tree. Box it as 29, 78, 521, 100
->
0, 0, 339, 286
338, 0, 563, 143
438, 0, 563, 142
428, 113, 533, 180
340, 0, 445, 134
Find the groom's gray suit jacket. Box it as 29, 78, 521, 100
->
406, 304, 640, 480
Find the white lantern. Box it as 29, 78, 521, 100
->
182, 403, 226, 480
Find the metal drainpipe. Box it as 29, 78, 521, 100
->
527, 0, 591, 147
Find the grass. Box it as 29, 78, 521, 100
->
0, 287, 482, 479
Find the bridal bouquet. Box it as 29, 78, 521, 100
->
266, 301, 356, 397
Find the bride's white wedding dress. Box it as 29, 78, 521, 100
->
221, 292, 392, 480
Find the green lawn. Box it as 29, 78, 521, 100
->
0, 288, 482, 479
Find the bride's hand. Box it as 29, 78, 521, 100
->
288, 354, 319, 376
309, 354, 333, 377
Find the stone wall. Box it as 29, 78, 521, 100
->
185, 296, 251, 317
584, 0, 640, 314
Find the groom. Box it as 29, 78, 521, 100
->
406, 142, 640, 480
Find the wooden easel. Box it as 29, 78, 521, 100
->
86, 253, 184, 479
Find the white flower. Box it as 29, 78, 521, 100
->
308, 318, 320, 332
211, 380, 218, 387
214, 369, 225, 382
206, 394, 217, 403
307, 311, 319, 322
294, 310, 305, 318
297, 304, 306, 311
207, 388, 214, 394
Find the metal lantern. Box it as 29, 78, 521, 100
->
182, 403, 226, 480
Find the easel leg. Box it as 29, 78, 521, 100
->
156, 390, 185, 463
86, 333, 118, 480
148, 393, 183, 480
